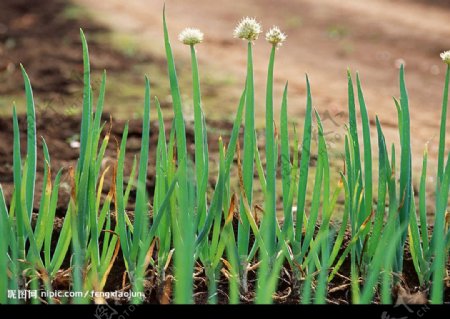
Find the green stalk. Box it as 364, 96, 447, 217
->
225, 89, 246, 171
92, 71, 107, 178
344, 135, 355, 234
386, 143, 401, 273
79, 29, 92, 172
116, 123, 132, 270
88, 154, 100, 273
225, 233, 240, 304
356, 73, 372, 221
154, 97, 171, 279
69, 30, 94, 303
254, 133, 267, 196
0, 186, 9, 303
264, 45, 277, 257
300, 151, 323, 258
34, 140, 51, 251
209, 140, 226, 257
19, 161, 44, 268
20, 65, 36, 219
381, 262, 393, 304
368, 118, 388, 257
44, 171, 62, 268
328, 173, 350, 266
12, 106, 25, 262
431, 152, 450, 303
130, 76, 151, 264
123, 156, 137, 209
408, 196, 425, 285
49, 208, 72, 277
301, 231, 327, 304
429, 63, 450, 259
299, 112, 328, 265
315, 111, 330, 226
70, 197, 82, 302
256, 250, 285, 304
129, 78, 151, 303
313, 113, 332, 304
315, 233, 330, 304
436, 64, 449, 195
280, 83, 292, 239
95, 131, 110, 179
282, 123, 298, 241
347, 71, 364, 229
328, 211, 371, 282
397, 65, 412, 271
206, 141, 227, 304
295, 75, 312, 248
163, 7, 193, 303
195, 89, 246, 246
238, 41, 256, 264
360, 221, 406, 303
190, 45, 208, 231
8, 211, 19, 304
419, 147, 429, 253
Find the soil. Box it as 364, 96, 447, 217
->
1, 1, 98, 93
74, 0, 450, 174
0, 0, 155, 116
0, 0, 182, 211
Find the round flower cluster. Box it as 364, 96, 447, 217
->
178, 28, 204, 46
441, 50, 450, 65
265, 26, 287, 48
233, 17, 262, 42
179, 17, 287, 47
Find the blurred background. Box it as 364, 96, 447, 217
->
1, 0, 450, 191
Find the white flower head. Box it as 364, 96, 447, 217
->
234, 17, 262, 42
179, 28, 204, 46
266, 26, 286, 48
440, 50, 450, 65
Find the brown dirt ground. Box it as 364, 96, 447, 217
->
74, 0, 450, 181
0, 0, 158, 116
0, 0, 147, 210
0, 0, 120, 96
